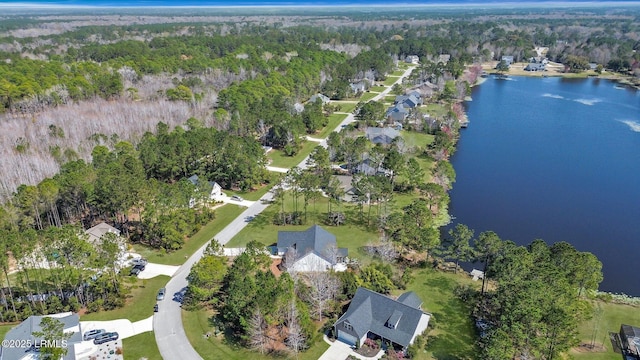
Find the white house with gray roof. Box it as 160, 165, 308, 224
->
365, 127, 400, 146
84, 222, 120, 245
309, 93, 330, 105
334, 288, 431, 350
277, 225, 348, 272
1, 312, 84, 360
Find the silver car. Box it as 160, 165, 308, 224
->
157, 288, 166, 301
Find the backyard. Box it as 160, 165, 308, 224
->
401, 268, 479, 360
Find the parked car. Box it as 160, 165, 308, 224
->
83, 329, 106, 341
131, 257, 148, 266
154, 304, 159, 312
174, 287, 187, 303
231, 195, 244, 201
130, 264, 146, 276
156, 288, 166, 301
93, 332, 119, 345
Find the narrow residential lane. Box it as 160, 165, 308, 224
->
155, 64, 415, 360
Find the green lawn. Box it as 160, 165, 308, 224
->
573, 301, 640, 359
268, 141, 317, 169
227, 196, 379, 262
0, 323, 16, 340
132, 205, 245, 265
358, 92, 378, 101
225, 180, 277, 201
384, 95, 396, 103
422, 103, 449, 118
390, 70, 405, 76
332, 102, 357, 113
82, 276, 170, 322
401, 268, 479, 360
401, 130, 435, 150
383, 76, 401, 86
183, 308, 329, 360
317, 113, 348, 138
123, 331, 162, 360
369, 86, 386, 92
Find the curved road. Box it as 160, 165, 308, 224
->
155, 65, 415, 360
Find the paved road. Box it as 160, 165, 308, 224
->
155, 65, 415, 360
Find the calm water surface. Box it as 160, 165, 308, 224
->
449, 76, 640, 295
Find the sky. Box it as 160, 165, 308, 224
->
1, 0, 639, 7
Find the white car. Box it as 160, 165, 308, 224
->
231, 195, 244, 201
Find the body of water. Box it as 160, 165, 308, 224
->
449, 75, 640, 295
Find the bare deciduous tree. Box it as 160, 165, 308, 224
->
304, 272, 340, 321
285, 299, 306, 358
248, 308, 268, 355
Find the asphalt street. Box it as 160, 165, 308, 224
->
155, 65, 415, 360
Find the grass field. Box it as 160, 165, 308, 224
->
183, 308, 329, 360
224, 180, 277, 201
390, 70, 405, 76
81, 276, 169, 322
358, 92, 378, 101
317, 113, 348, 138
384, 95, 396, 103
422, 103, 449, 119
402, 268, 479, 360
268, 141, 317, 169
123, 331, 162, 360
573, 300, 640, 359
369, 86, 386, 92
401, 130, 435, 150
332, 102, 357, 113
383, 76, 401, 86
132, 205, 245, 265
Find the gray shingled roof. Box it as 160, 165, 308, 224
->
277, 225, 347, 265
335, 288, 426, 348
366, 127, 400, 145
84, 222, 120, 244
3, 313, 82, 360
397, 291, 423, 309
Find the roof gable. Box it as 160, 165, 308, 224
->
277, 225, 339, 264
397, 291, 423, 308
336, 288, 426, 348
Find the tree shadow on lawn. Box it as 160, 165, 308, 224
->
422, 276, 477, 360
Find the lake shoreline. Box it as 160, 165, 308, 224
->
449, 75, 640, 295
480, 61, 640, 89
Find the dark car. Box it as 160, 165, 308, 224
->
93, 332, 119, 345
131, 257, 148, 266
154, 303, 159, 312
130, 264, 146, 276
83, 329, 106, 341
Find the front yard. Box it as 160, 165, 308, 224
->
81, 275, 170, 323
183, 308, 329, 360
267, 141, 318, 169
132, 204, 245, 265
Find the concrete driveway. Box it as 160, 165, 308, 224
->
137, 263, 179, 279
81, 316, 153, 340
319, 340, 353, 360
216, 194, 255, 207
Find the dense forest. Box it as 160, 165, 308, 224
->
1, 7, 639, 199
